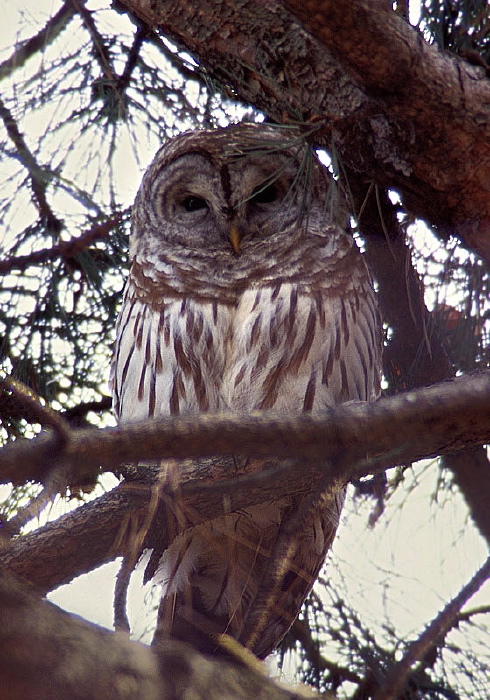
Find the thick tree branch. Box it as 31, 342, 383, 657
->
283, 0, 490, 258
0, 487, 139, 592
0, 574, 310, 700
1, 372, 488, 488
1, 373, 489, 594
285, 0, 408, 90
119, 0, 490, 261
443, 448, 490, 542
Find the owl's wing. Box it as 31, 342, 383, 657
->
112, 262, 381, 659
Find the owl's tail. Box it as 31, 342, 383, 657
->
150, 488, 343, 659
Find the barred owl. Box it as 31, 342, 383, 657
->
111, 123, 381, 659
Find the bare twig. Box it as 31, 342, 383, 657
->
118, 25, 148, 91
291, 617, 362, 686
456, 605, 490, 623
374, 554, 490, 700
0, 215, 122, 274
0, 95, 61, 230
72, 0, 116, 83
0, 0, 78, 81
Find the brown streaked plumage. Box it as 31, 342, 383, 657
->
111, 122, 382, 659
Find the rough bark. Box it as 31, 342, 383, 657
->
119, 0, 490, 261
1, 371, 489, 489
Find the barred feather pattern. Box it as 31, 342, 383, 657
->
111, 123, 382, 659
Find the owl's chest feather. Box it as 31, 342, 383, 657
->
112, 274, 371, 425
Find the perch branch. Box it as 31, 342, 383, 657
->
1, 372, 488, 487
0, 372, 489, 594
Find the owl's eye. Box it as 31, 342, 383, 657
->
250, 184, 278, 205
181, 195, 209, 212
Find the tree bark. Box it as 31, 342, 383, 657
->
1, 372, 488, 489
119, 0, 490, 261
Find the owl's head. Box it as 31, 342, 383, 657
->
130, 123, 336, 266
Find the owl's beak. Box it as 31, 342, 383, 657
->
229, 224, 241, 255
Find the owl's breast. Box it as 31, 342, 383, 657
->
221, 274, 380, 413
112, 283, 236, 421
223, 283, 329, 412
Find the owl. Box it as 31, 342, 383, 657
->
111, 122, 382, 659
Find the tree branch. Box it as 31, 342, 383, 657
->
290, 617, 362, 687
1, 372, 488, 488
349, 172, 490, 542
0, 95, 61, 232
374, 553, 490, 700
0, 574, 311, 700
1, 373, 489, 594
72, 0, 118, 84
0, 214, 122, 274
282, 0, 490, 258
0, 0, 78, 81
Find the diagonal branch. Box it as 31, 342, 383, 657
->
72, 0, 117, 83
374, 553, 490, 700
0, 95, 61, 231
0, 0, 78, 82
282, 0, 490, 258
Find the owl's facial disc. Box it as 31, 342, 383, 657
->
137, 147, 322, 261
